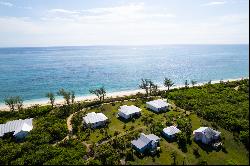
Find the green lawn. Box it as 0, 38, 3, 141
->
129, 113, 249, 165
77, 98, 249, 165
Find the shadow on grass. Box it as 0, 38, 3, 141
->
146, 108, 169, 115
117, 114, 141, 123
221, 146, 228, 153
134, 149, 161, 159
194, 140, 213, 154
117, 117, 132, 123
161, 134, 177, 143
178, 145, 188, 153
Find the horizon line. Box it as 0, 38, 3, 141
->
0, 43, 249, 49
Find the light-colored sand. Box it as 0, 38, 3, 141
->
0, 77, 248, 111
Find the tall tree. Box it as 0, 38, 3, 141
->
71, 91, 75, 104
4, 96, 23, 111
208, 80, 212, 84
16, 96, 23, 111
89, 86, 106, 102
176, 132, 187, 152
4, 96, 16, 111
164, 78, 175, 91
46, 92, 55, 108
151, 84, 158, 96
149, 80, 158, 96
57, 89, 71, 105
139, 79, 150, 96
90, 89, 102, 102
185, 80, 189, 88
191, 80, 197, 86
99, 87, 106, 102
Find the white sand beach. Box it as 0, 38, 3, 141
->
0, 77, 248, 111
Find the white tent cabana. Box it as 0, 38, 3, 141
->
146, 99, 170, 112
163, 126, 181, 139
131, 133, 160, 154
118, 105, 141, 120
193, 127, 221, 144
83, 112, 108, 128
0, 118, 33, 139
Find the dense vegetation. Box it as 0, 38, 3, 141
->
167, 79, 249, 149
0, 79, 249, 165
0, 104, 87, 165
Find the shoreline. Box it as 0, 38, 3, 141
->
0, 77, 248, 111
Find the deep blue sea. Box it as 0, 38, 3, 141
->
0, 45, 249, 104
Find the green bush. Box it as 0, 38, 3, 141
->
168, 79, 249, 149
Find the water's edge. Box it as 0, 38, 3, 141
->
0, 76, 248, 111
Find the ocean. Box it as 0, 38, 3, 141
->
0, 45, 249, 104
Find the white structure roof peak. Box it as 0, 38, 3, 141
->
118, 105, 141, 116
163, 126, 181, 136
131, 133, 160, 150
0, 118, 33, 137
193, 127, 221, 138
146, 99, 169, 108
83, 112, 108, 124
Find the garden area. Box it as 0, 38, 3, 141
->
71, 96, 249, 165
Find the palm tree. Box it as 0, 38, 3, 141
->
149, 80, 158, 96
139, 79, 150, 96
164, 78, 174, 91
185, 80, 189, 88
46, 92, 55, 108
191, 80, 197, 86
57, 88, 71, 105
71, 91, 75, 104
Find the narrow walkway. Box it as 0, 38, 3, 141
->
82, 141, 92, 152
67, 114, 75, 133
66, 108, 87, 133
52, 135, 69, 146
96, 126, 146, 146
234, 86, 239, 91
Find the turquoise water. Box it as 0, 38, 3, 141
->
0, 45, 249, 104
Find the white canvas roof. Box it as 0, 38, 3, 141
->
146, 134, 160, 142
193, 127, 221, 138
0, 118, 33, 137
193, 127, 208, 133
83, 112, 108, 124
131, 133, 160, 150
146, 99, 169, 108
118, 105, 141, 116
163, 126, 181, 136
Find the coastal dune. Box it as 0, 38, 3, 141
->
0, 77, 248, 111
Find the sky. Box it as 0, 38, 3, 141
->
0, 0, 249, 47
